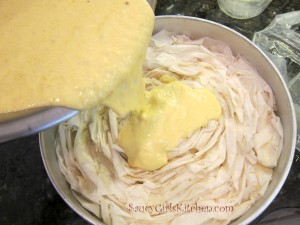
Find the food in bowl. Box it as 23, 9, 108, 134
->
55, 30, 283, 225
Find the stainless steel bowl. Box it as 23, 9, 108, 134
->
0, 107, 77, 143
40, 16, 297, 225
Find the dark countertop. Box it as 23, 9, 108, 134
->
1, 1, 300, 225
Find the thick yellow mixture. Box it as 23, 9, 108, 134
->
119, 81, 222, 170
0, 0, 153, 116
1, 0, 222, 170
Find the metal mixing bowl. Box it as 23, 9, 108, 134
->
39, 16, 297, 225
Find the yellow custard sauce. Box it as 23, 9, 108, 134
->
119, 81, 222, 170
0, 0, 154, 116
0, 1, 223, 171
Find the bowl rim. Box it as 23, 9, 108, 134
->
39, 127, 101, 225
39, 15, 297, 225
0, 107, 77, 143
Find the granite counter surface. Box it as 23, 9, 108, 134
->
1, 0, 300, 225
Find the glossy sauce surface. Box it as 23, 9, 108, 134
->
119, 81, 222, 170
